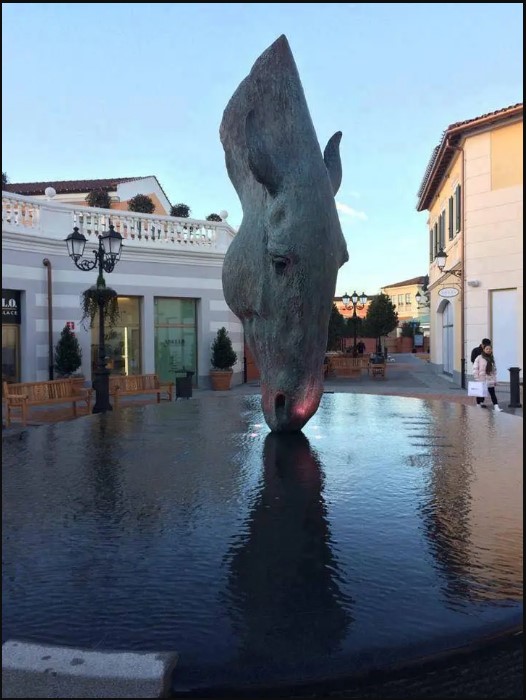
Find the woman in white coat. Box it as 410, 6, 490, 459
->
472, 343, 503, 411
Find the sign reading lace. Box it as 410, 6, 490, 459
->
2, 290, 21, 324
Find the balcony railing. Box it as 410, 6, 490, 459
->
2, 192, 234, 253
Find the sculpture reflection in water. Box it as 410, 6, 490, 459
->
225, 433, 353, 669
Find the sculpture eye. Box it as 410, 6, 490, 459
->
271, 255, 290, 274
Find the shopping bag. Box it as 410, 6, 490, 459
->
468, 380, 488, 398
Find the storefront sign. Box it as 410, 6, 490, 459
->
438, 287, 459, 298
2, 290, 21, 324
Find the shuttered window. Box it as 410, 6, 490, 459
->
448, 196, 454, 239
455, 184, 461, 232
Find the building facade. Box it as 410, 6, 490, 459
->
417, 103, 523, 384
381, 276, 430, 338
4, 176, 173, 216
2, 190, 243, 388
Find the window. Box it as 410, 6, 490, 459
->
434, 222, 439, 255
429, 228, 434, 262
439, 210, 446, 249
91, 296, 142, 376
154, 298, 198, 383
455, 184, 461, 232
448, 196, 454, 239
398, 294, 404, 306
2, 325, 20, 383
405, 293, 411, 305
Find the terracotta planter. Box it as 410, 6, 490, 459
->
210, 369, 233, 391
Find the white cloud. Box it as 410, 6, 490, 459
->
336, 201, 368, 221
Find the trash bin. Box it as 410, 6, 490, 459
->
175, 370, 194, 399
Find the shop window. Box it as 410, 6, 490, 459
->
2, 325, 20, 384
91, 296, 142, 376
154, 298, 197, 383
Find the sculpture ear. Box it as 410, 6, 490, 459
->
245, 110, 283, 196
323, 131, 342, 196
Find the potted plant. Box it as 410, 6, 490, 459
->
210, 327, 237, 390
55, 324, 84, 388
170, 203, 191, 218
85, 189, 112, 209
128, 194, 155, 214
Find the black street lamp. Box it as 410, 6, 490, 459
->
65, 223, 123, 413
342, 290, 368, 356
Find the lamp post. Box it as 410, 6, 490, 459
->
342, 290, 368, 356
65, 223, 123, 413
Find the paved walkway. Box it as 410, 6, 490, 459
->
2, 355, 522, 435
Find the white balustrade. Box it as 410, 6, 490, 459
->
2, 194, 41, 228
2, 191, 234, 253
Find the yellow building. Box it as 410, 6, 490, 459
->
416, 103, 523, 385
381, 275, 429, 336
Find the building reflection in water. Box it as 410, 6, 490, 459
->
417, 402, 523, 608
224, 432, 353, 668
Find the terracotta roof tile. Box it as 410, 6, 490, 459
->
382, 276, 427, 289
4, 177, 153, 196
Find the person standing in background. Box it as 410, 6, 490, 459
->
472, 343, 503, 411
471, 337, 491, 364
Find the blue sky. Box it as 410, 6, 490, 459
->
2, 3, 523, 294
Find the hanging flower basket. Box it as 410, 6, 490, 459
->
80, 278, 119, 330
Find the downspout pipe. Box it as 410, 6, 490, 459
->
446, 137, 466, 389
42, 258, 54, 380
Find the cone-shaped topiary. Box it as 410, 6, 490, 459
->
211, 327, 237, 370
54, 324, 82, 377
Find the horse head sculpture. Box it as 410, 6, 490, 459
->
220, 35, 348, 432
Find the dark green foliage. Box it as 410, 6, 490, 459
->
326, 303, 346, 351
80, 276, 120, 330
345, 315, 363, 338
85, 189, 112, 209
211, 327, 237, 369
363, 293, 398, 345
2, 172, 8, 187
206, 213, 222, 222
128, 194, 155, 214
401, 321, 421, 338
170, 203, 191, 218
54, 324, 82, 376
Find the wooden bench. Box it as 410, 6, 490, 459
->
109, 374, 174, 409
328, 355, 369, 378
3, 378, 92, 427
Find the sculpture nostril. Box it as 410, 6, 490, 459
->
275, 393, 286, 410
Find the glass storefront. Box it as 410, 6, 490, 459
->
2, 325, 20, 384
154, 298, 197, 383
2, 289, 22, 384
91, 296, 142, 376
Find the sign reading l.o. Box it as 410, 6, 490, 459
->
2, 290, 21, 324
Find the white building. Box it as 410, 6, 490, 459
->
2, 190, 244, 388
